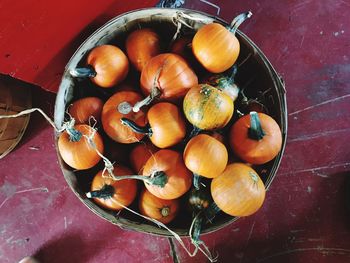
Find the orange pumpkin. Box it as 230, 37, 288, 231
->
192, 12, 252, 73
211, 163, 265, 217
230, 111, 282, 164
57, 124, 103, 170
122, 102, 186, 148
68, 97, 103, 124
86, 165, 137, 211
184, 134, 228, 179
126, 28, 161, 72
142, 149, 192, 200
102, 90, 147, 143
130, 141, 158, 174
139, 188, 179, 224
183, 84, 234, 130
71, 45, 129, 88
134, 53, 198, 112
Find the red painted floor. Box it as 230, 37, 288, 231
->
1, 0, 350, 263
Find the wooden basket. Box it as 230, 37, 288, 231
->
0, 75, 32, 159
54, 8, 287, 237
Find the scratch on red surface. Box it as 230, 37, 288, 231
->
288, 128, 350, 142
257, 248, 350, 262
289, 94, 350, 116
279, 162, 350, 176
299, 35, 305, 48
0, 187, 49, 210
246, 221, 256, 246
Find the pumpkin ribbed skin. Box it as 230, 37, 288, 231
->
68, 97, 103, 124
102, 91, 147, 143
184, 134, 228, 178
211, 163, 265, 217
130, 142, 158, 174
87, 45, 129, 88
140, 53, 198, 100
58, 124, 103, 170
126, 28, 161, 72
192, 23, 240, 73
148, 102, 186, 148
91, 165, 137, 211
139, 189, 179, 224
183, 84, 234, 130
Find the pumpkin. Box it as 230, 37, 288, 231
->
86, 165, 137, 211
183, 84, 234, 130
211, 163, 265, 217
121, 102, 186, 148
170, 36, 192, 59
126, 28, 161, 72
139, 188, 179, 224
68, 97, 103, 124
57, 124, 103, 170
187, 187, 213, 243
184, 134, 228, 179
129, 141, 158, 174
192, 12, 252, 73
142, 149, 192, 200
133, 53, 198, 112
230, 111, 282, 164
102, 90, 147, 143
170, 36, 203, 73
70, 45, 129, 88
205, 65, 239, 102
188, 188, 211, 212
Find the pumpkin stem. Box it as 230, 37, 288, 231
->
147, 171, 169, 187
188, 126, 201, 140
120, 118, 153, 137
228, 64, 238, 83
86, 184, 115, 199
190, 212, 203, 244
70, 66, 97, 78
132, 87, 161, 113
133, 65, 164, 112
110, 171, 168, 188
160, 206, 170, 217
117, 101, 133, 115
204, 202, 221, 223
248, 111, 265, 140
229, 11, 252, 34
66, 126, 82, 142
193, 173, 201, 190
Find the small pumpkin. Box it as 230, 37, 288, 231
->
211, 163, 265, 217
187, 188, 211, 212
126, 28, 161, 72
205, 65, 239, 102
129, 141, 158, 174
139, 188, 179, 224
102, 90, 147, 144
68, 97, 103, 124
133, 53, 198, 112
184, 134, 228, 189
183, 84, 234, 130
230, 111, 282, 164
122, 102, 186, 148
142, 149, 192, 200
70, 45, 129, 88
57, 124, 103, 170
86, 165, 137, 211
192, 12, 252, 73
